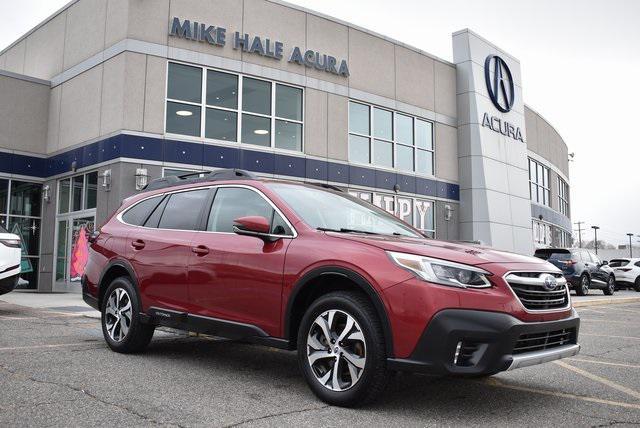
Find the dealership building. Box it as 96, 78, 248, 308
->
0, 0, 572, 293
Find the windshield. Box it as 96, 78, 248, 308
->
267, 183, 421, 238
534, 249, 571, 261
609, 259, 629, 267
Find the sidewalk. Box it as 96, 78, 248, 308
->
571, 289, 640, 307
0, 290, 99, 317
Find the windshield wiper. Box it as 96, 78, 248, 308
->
317, 227, 379, 235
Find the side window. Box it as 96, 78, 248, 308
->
158, 189, 209, 230
591, 253, 601, 265
121, 196, 163, 226
580, 250, 592, 263
143, 196, 168, 228
635, 262, 640, 268
207, 187, 290, 235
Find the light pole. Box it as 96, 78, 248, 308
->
628, 233, 634, 258
592, 226, 600, 255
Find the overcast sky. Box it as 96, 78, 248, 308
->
1, 0, 638, 246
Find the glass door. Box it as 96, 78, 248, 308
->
55, 215, 95, 292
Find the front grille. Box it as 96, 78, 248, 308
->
505, 272, 569, 311
513, 328, 576, 354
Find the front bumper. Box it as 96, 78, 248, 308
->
0, 273, 20, 295
387, 308, 580, 376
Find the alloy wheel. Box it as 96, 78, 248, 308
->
581, 276, 589, 294
306, 309, 366, 392
104, 288, 133, 342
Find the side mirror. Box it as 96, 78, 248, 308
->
601, 260, 609, 266
232, 216, 277, 241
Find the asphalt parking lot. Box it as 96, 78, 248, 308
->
1, 298, 639, 427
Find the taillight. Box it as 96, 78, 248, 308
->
619, 268, 632, 272
0, 239, 21, 248
561, 260, 576, 266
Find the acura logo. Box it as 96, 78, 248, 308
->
542, 274, 558, 291
484, 55, 515, 113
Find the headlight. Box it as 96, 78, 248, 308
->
387, 251, 492, 288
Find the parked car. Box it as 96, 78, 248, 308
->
0, 225, 21, 296
609, 258, 640, 291
534, 248, 615, 296
83, 169, 580, 407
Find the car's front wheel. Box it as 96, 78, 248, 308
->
603, 276, 615, 295
101, 277, 155, 353
575, 275, 590, 296
297, 291, 389, 407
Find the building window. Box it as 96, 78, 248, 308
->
348, 101, 434, 175
532, 219, 551, 246
558, 177, 569, 216
528, 158, 550, 206
0, 178, 42, 290
166, 62, 304, 152
57, 172, 98, 214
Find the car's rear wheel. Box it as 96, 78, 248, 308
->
101, 277, 154, 353
634, 277, 640, 292
297, 291, 389, 407
603, 276, 615, 295
575, 275, 590, 296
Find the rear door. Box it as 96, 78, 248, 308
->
188, 185, 294, 335
129, 188, 210, 312
589, 252, 609, 285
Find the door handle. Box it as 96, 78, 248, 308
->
191, 245, 209, 256
131, 239, 145, 250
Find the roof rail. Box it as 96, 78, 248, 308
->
308, 182, 344, 192
143, 168, 258, 192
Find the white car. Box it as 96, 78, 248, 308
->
610, 258, 640, 292
0, 225, 21, 295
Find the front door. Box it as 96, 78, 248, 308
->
188, 186, 293, 335
55, 215, 95, 292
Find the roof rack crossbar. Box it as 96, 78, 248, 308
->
142, 168, 258, 192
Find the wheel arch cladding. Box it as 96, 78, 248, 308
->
285, 267, 395, 357
98, 260, 139, 309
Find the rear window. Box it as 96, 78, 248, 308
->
609, 259, 630, 267
534, 249, 571, 261
121, 195, 163, 226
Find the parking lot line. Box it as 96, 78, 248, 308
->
0, 316, 39, 321
577, 308, 605, 314
555, 360, 640, 400
567, 358, 640, 369
581, 333, 640, 340
0, 342, 100, 352
483, 378, 640, 410
579, 319, 629, 324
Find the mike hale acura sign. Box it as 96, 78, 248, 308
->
169, 17, 350, 78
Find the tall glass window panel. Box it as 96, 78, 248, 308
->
85, 172, 97, 210
416, 150, 434, 176
167, 63, 202, 103
206, 70, 238, 109
243, 78, 271, 115
8, 217, 40, 256
206, 109, 237, 141
349, 134, 370, 164
10, 181, 41, 217
396, 114, 413, 146
0, 179, 7, 214
415, 119, 433, 150
275, 120, 302, 151
373, 108, 392, 140
374, 140, 393, 168
396, 145, 414, 172
276, 84, 302, 121
242, 114, 271, 146
58, 179, 70, 214
166, 102, 201, 137
349, 102, 370, 135
72, 175, 84, 212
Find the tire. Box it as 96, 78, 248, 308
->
297, 291, 389, 407
101, 276, 155, 353
575, 275, 590, 296
603, 276, 615, 296
635, 277, 640, 292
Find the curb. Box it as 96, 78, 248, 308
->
573, 296, 640, 308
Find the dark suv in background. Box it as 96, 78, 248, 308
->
534, 248, 615, 296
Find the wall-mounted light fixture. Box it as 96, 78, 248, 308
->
71, 160, 77, 172
43, 185, 51, 203
102, 169, 112, 191
135, 168, 149, 191
445, 204, 453, 221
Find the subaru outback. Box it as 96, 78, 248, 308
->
82, 169, 580, 407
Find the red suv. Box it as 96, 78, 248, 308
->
82, 169, 580, 407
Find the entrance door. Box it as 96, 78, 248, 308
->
55, 215, 95, 292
